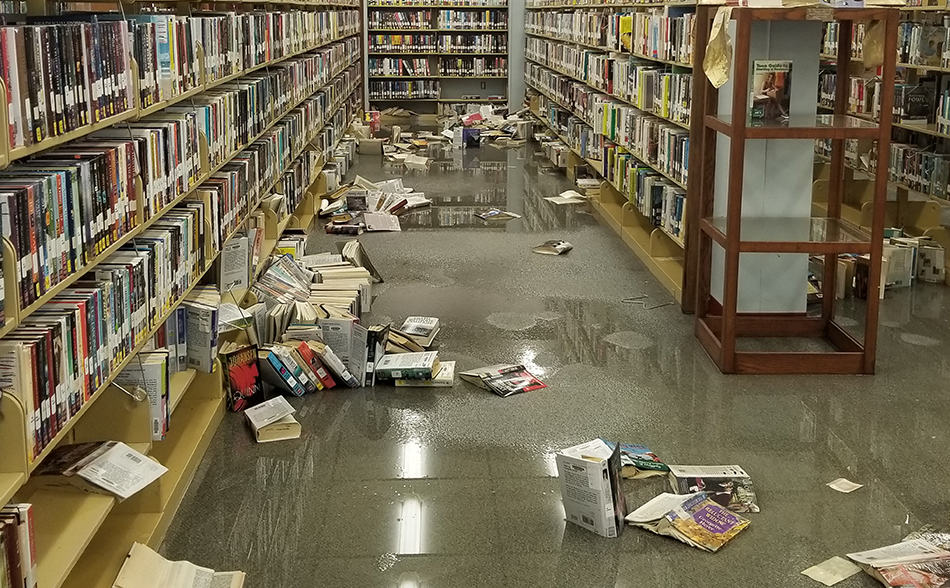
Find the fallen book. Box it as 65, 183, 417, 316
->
475, 208, 521, 221
556, 439, 626, 538
458, 364, 521, 390
114, 542, 245, 588
244, 397, 301, 443
399, 316, 440, 347
625, 492, 750, 552
532, 240, 573, 255
668, 465, 760, 513
34, 441, 167, 500
600, 440, 669, 479
848, 539, 950, 588
387, 329, 427, 353
374, 351, 440, 380
395, 361, 455, 387
481, 365, 546, 397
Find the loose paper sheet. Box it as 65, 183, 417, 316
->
826, 478, 863, 493
801, 556, 861, 586
704, 8, 734, 89
626, 492, 704, 523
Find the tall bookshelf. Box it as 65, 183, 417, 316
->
0, 1, 363, 586
367, 0, 509, 111
813, 5, 950, 283
523, 0, 694, 304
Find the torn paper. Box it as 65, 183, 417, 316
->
826, 478, 863, 493
801, 556, 861, 586
704, 7, 734, 89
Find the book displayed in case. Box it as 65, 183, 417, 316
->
750, 60, 792, 122
0, 1, 364, 586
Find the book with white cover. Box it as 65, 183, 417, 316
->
244, 396, 295, 430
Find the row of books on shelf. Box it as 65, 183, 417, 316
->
368, 10, 433, 29
818, 70, 943, 126
441, 57, 507, 76
369, 34, 507, 53
0, 10, 360, 150
526, 9, 694, 66
527, 37, 691, 125
535, 98, 687, 241
368, 56, 507, 76
434, 10, 508, 29
0, 75, 361, 462
820, 21, 867, 59
0, 51, 360, 320
369, 80, 439, 99
370, 0, 507, 6
607, 148, 686, 241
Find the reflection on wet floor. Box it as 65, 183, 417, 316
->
162, 140, 950, 588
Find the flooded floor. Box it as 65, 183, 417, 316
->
161, 141, 950, 587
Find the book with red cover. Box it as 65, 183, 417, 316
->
296, 341, 336, 389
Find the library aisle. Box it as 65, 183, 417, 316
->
162, 142, 950, 587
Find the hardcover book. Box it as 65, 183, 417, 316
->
750, 60, 792, 122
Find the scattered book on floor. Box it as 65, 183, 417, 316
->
339, 239, 384, 283
847, 538, 950, 587
481, 365, 547, 397
114, 542, 245, 588
544, 190, 586, 205
532, 240, 573, 255
667, 465, 760, 513
555, 439, 626, 538
361, 212, 401, 232
458, 364, 521, 390
626, 492, 750, 551
375, 351, 440, 381
244, 397, 300, 443
395, 361, 455, 387
399, 316, 441, 347
387, 329, 427, 354
599, 440, 669, 479
475, 208, 521, 221
219, 343, 263, 412
34, 441, 167, 500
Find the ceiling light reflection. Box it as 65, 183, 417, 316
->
401, 439, 425, 479
397, 497, 423, 554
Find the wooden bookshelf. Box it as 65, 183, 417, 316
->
367, 2, 509, 110
0, 3, 364, 585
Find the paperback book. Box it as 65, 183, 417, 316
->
750, 60, 792, 122
626, 492, 750, 552
600, 440, 669, 479
480, 365, 546, 397
219, 343, 263, 412
668, 465, 760, 513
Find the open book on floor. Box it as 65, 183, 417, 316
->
668, 465, 760, 513
114, 543, 245, 588
626, 492, 750, 552
599, 440, 669, 479
848, 538, 950, 587
460, 365, 546, 397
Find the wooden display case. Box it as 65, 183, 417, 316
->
690, 6, 898, 374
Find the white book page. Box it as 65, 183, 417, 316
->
78, 443, 167, 500
626, 493, 703, 523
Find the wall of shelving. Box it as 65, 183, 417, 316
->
813, 6, 950, 282
0, 1, 363, 586
523, 0, 694, 303
366, 0, 510, 112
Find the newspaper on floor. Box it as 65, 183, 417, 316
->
113, 543, 246, 588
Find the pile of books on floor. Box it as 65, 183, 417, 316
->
555, 439, 759, 550
321, 176, 431, 235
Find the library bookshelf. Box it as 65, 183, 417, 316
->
367, 1, 509, 108
524, 0, 693, 304
811, 14, 950, 282
0, 2, 363, 586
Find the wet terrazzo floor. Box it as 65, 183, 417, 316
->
161, 141, 950, 587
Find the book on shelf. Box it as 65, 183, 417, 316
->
625, 492, 750, 552
114, 542, 245, 588
0, 503, 36, 588
34, 440, 167, 500
112, 351, 170, 441
750, 60, 792, 122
